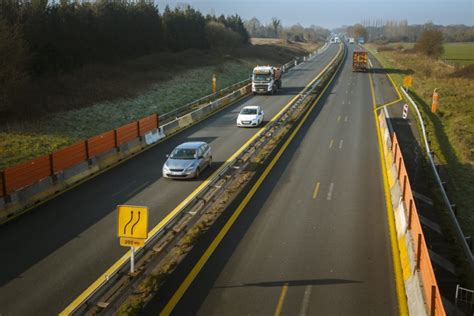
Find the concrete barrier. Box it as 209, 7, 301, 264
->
378, 111, 445, 316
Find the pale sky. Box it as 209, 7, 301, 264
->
155, 0, 474, 28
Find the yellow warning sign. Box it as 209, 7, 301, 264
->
117, 205, 148, 239
120, 237, 145, 247
403, 75, 413, 88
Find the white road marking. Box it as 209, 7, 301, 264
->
327, 183, 334, 200
342, 100, 345, 105
337, 116, 341, 122
299, 285, 313, 316
344, 116, 348, 122
348, 100, 351, 105
329, 139, 334, 148
339, 140, 343, 149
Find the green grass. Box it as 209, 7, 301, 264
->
386, 42, 474, 65
366, 43, 474, 239
0, 62, 251, 169
442, 42, 474, 65
0, 42, 319, 170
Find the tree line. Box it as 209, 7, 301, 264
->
0, 1, 249, 115
357, 19, 474, 43
244, 17, 330, 43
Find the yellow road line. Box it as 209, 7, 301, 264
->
62, 45, 343, 316
313, 182, 320, 199
368, 57, 402, 109
369, 68, 409, 316
274, 283, 289, 316
1, 91, 251, 226
329, 139, 334, 148
160, 45, 345, 316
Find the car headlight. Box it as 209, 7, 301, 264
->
163, 164, 170, 172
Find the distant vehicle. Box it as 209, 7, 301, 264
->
163, 142, 212, 179
349, 37, 355, 44
352, 50, 368, 72
358, 37, 365, 44
334, 36, 341, 43
237, 106, 264, 127
252, 66, 282, 95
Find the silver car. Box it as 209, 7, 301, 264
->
162, 142, 212, 179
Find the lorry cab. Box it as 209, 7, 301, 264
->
252, 66, 282, 95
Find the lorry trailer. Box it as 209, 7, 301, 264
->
352, 50, 368, 72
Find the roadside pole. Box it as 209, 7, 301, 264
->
117, 205, 149, 274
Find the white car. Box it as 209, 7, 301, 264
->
237, 106, 264, 127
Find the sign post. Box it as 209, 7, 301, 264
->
212, 74, 217, 94
117, 205, 148, 273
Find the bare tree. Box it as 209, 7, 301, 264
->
415, 27, 444, 58
271, 17, 281, 38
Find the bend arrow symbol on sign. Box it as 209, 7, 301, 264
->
118, 205, 148, 239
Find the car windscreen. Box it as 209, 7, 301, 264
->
170, 148, 196, 159
240, 108, 258, 115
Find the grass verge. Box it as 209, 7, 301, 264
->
366, 43, 474, 239
0, 40, 320, 170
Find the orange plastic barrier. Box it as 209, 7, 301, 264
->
138, 114, 158, 136
116, 122, 139, 145
87, 130, 116, 157
1, 112, 160, 196
4, 155, 52, 194
52, 141, 88, 173
391, 134, 444, 316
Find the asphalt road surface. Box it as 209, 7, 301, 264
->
164, 44, 400, 315
0, 44, 340, 315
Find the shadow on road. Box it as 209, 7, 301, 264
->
214, 278, 361, 289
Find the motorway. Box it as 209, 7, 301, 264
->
0, 44, 340, 315
153, 44, 401, 315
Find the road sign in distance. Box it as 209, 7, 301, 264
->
402, 104, 409, 119
403, 75, 413, 88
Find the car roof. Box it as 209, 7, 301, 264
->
241, 105, 260, 110
175, 141, 207, 149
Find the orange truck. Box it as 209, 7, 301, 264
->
352, 50, 368, 72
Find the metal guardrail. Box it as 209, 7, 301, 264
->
400, 87, 474, 270
62, 42, 341, 315
159, 78, 251, 124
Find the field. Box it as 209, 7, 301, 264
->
442, 42, 474, 65
366, 43, 474, 237
386, 42, 474, 65
0, 40, 320, 170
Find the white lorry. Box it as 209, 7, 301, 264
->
349, 37, 355, 44
251, 66, 282, 95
